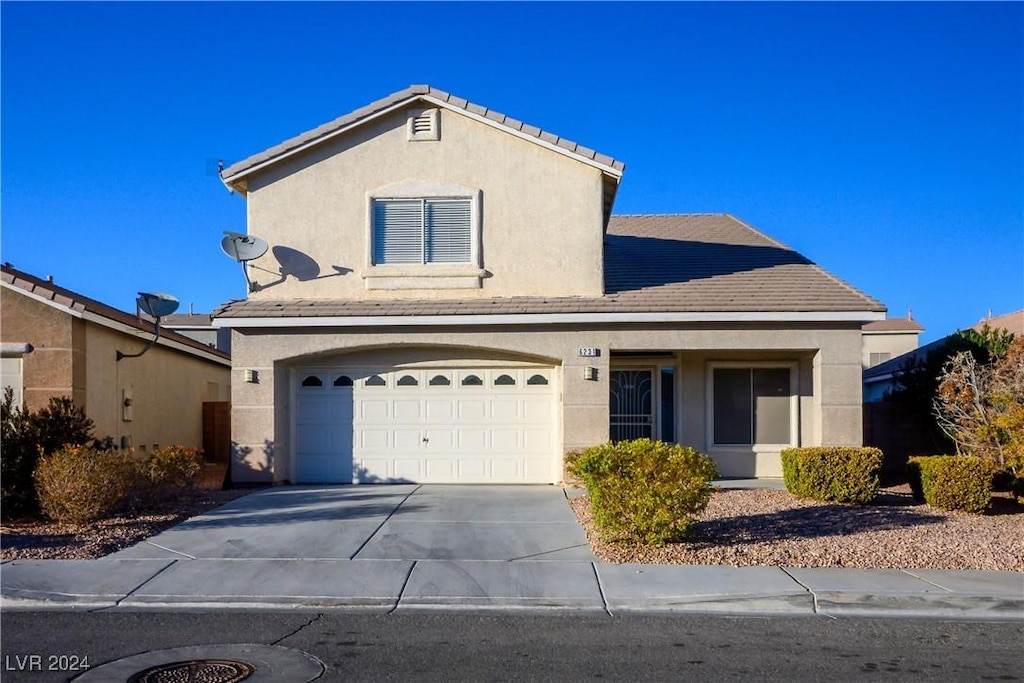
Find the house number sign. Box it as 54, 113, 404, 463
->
578, 347, 601, 357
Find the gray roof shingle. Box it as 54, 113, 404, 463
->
214, 214, 885, 320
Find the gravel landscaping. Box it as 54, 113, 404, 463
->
0, 489, 252, 560
569, 484, 1024, 571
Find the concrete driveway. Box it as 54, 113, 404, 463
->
109, 485, 596, 562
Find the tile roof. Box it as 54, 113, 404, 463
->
1, 265, 230, 360
214, 214, 885, 320
220, 85, 625, 184
974, 310, 1024, 336
863, 317, 924, 332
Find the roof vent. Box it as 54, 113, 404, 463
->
408, 109, 440, 141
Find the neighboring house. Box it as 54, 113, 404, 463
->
1, 265, 231, 452
213, 85, 885, 484
973, 309, 1024, 337
161, 313, 232, 354
862, 315, 922, 369
862, 308, 1022, 402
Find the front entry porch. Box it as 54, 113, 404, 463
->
609, 351, 815, 478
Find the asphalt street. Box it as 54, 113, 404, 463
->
2, 610, 1021, 682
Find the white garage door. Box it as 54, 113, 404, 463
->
294, 367, 557, 484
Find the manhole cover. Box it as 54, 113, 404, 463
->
73, 644, 323, 682
129, 659, 255, 683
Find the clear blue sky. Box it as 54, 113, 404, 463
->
2, 2, 1021, 342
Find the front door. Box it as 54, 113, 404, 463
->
609, 369, 655, 441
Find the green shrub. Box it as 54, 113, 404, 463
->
568, 439, 718, 546
912, 455, 994, 513
907, 456, 927, 502
147, 445, 203, 501
781, 447, 883, 504
1, 388, 95, 518
34, 446, 142, 525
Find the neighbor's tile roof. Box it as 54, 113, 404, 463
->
221, 85, 625, 182
863, 317, 924, 332
974, 310, 1024, 336
1, 265, 230, 360
213, 214, 885, 320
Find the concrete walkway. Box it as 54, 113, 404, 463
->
2, 485, 1021, 620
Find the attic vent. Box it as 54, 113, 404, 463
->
408, 109, 440, 141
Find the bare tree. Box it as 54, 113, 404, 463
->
935, 337, 1024, 476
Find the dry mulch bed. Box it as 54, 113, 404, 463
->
569, 485, 1024, 571
1, 489, 253, 560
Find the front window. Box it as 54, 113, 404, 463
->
712, 366, 793, 446
372, 198, 472, 265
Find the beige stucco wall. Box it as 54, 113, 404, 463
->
862, 330, 919, 368
84, 323, 230, 451
228, 322, 864, 482
240, 104, 607, 300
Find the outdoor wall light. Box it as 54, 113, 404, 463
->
584, 366, 598, 381
245, 369, 259, 383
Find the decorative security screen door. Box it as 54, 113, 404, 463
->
609, 369, 655, 441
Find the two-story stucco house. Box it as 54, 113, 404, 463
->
213, 85, 886, 485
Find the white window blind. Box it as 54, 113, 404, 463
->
373, 198, 471, 265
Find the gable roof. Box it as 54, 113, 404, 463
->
1, 264, 230, 363
221, 84, 624, 188
213, 214, 885, 324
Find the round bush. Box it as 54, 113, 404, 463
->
569, 439, 718, 545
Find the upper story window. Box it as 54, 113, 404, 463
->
372, 198, 472, 265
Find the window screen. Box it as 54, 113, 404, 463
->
373, 198, 471, 265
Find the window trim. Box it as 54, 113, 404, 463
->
365, 181, 482, 277
706, 361, 799, 450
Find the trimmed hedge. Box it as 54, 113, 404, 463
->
781, 447, 883, 504
908, 455, 994, 513
568, 439, 718, 546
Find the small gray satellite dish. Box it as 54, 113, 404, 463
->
221, 232, 269, 262
117, 292, 179, 361
221, 231, 269, 292
136, 292, 180, 319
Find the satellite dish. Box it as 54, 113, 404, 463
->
221, 231, 269, 292
136, 292, 180, 318
221, 232, 269, 262
117, 292, 179, 361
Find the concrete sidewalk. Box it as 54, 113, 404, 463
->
2, 485, 1021, 620
2, 557, 1022, 619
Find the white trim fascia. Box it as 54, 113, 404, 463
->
80, 311, 231, 366
1, 281, 84, 318
222, 95, 623, 189
213, 310, 886, 329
